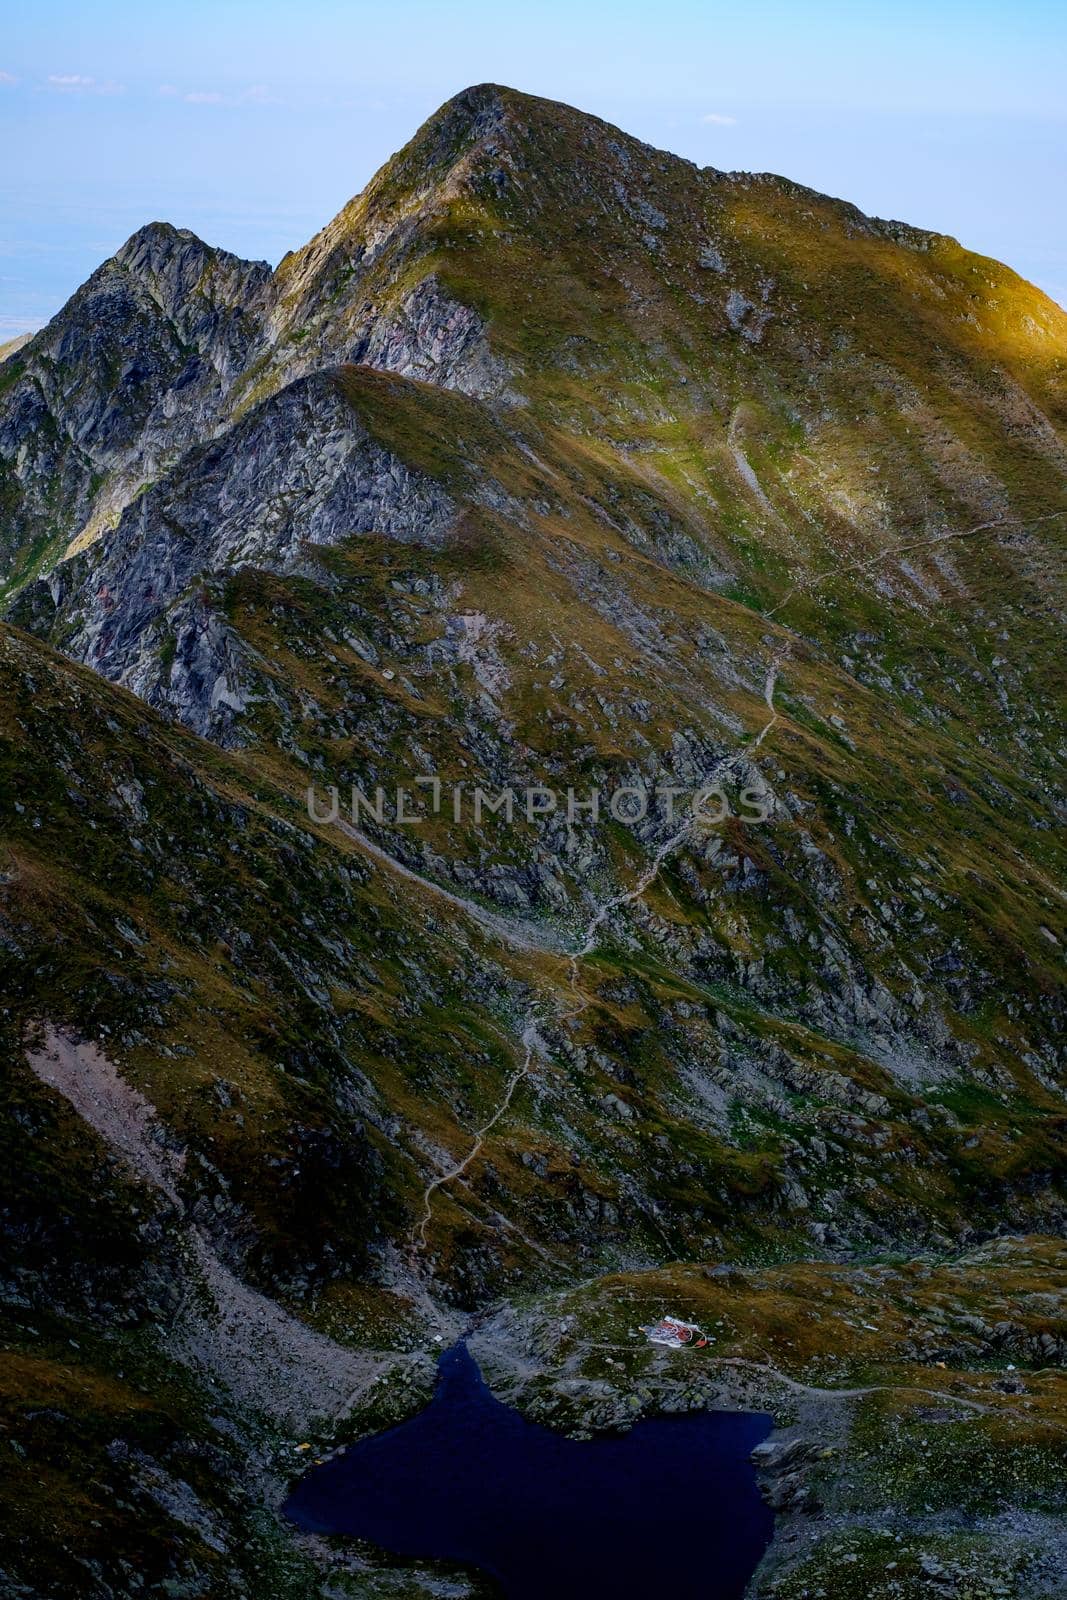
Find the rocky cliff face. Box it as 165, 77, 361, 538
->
0, 90, 532, 606
0, 223, 271, 594
1, 83, 1065, 1600
24, 368, 456, 740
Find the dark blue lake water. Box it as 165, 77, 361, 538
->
283, 1342, 774, 1599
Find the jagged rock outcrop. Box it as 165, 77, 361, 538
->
24, 368, 456, 739
0, 90, 536, 599
0, 225, 273, 588
347, 273, 514, 398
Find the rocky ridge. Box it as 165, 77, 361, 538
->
0, 82, 1064, 1600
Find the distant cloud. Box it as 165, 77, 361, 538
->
46, 73, 123, 94
0, 71, 17, 86
176, 84, 277, 106
701, 112, 737, 126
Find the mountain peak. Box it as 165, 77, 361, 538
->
395, 81, 667, 188
115, 218, 206, 259
112, 221, 271, 315
364, 81, 514, 200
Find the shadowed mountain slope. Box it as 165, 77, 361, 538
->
0, 83, 1065, 1600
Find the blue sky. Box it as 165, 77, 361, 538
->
2, 0, 1065, 336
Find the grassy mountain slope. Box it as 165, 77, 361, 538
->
0, 83, 1065, 1599
13, 352, 1065, 1265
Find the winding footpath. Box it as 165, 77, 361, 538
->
409, 505, 1065, 1252
413, 650, 787, 1251
765, 507, 1067, 619
415, 1016, 545, 1248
